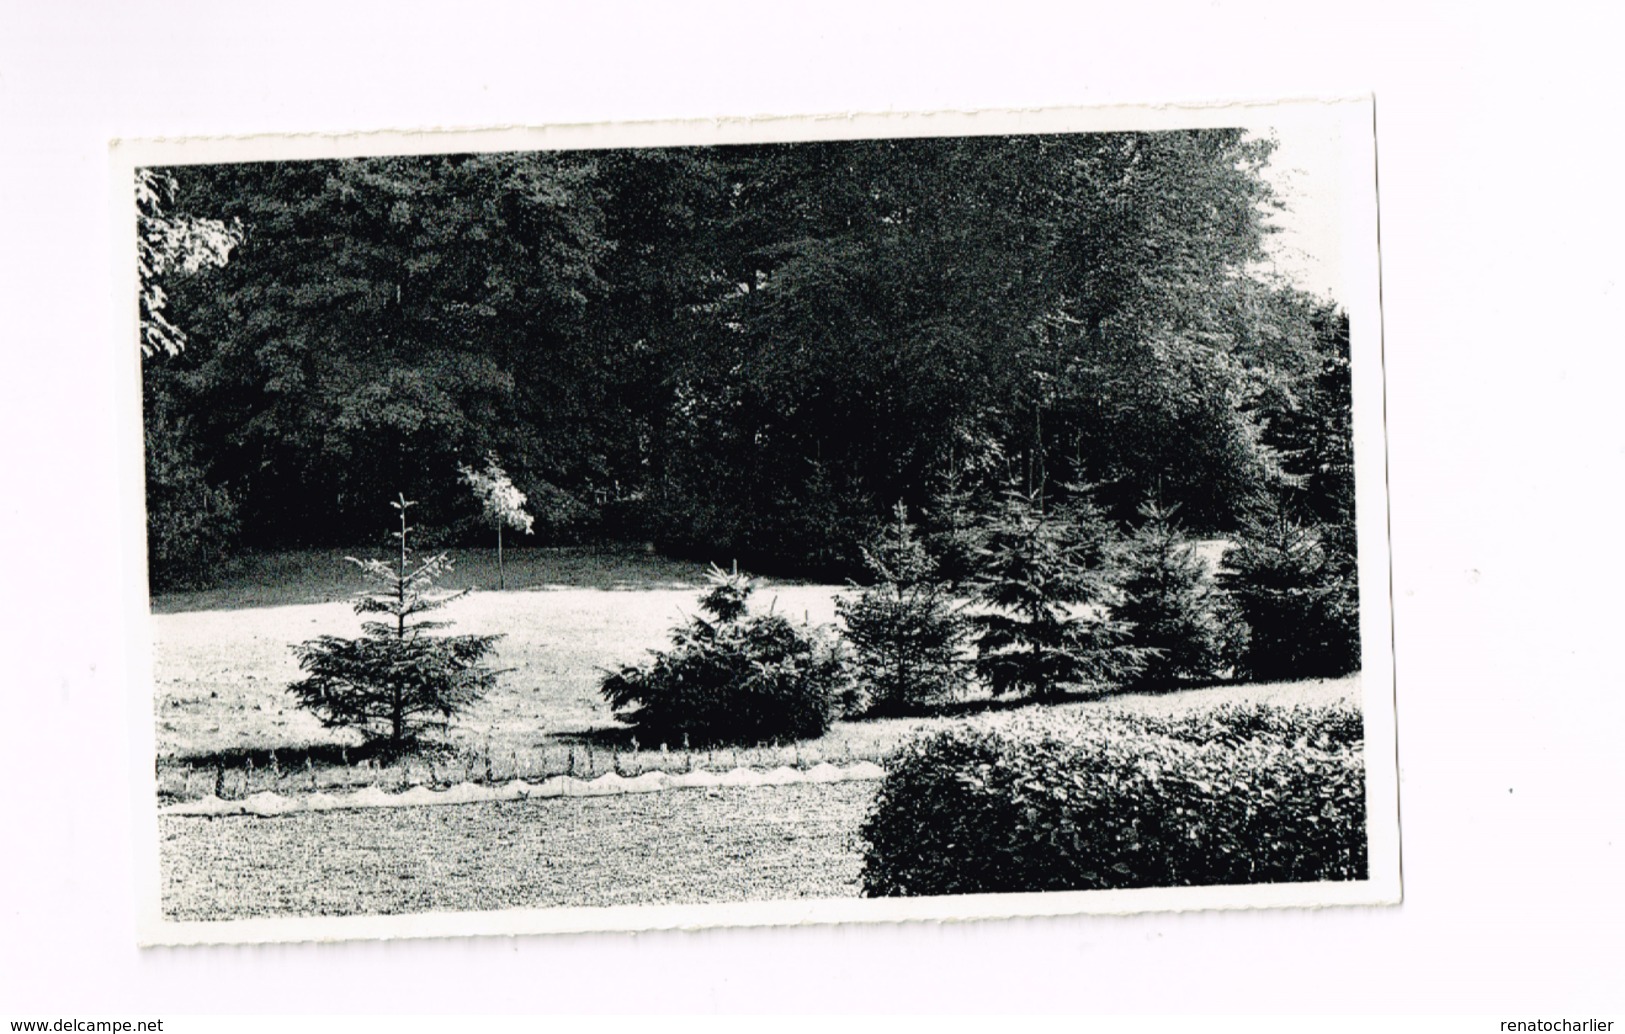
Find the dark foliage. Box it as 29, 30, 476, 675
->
837, 505, 971, 715
288, 496, 503, 748
600, 565, 847, 746
139, 169, 244, 589
153, 153, 616, 549
859, 704, 1367, 897
143, 131, 1345, 578
920, 471, 989, 588
144, 401, 240, 592
1112, 501, 1245, 687
1219, 497, 1361, 681
971, 487, 1149, 698
1264, 305, 1357, 535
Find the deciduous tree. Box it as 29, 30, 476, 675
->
460, 455, 535, 589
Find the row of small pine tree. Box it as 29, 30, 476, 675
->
285, 486, 1360, 755
837, 486, 1360, 716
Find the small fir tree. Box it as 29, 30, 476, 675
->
837, 504, 970, 715
1113, 501, 1245, 688
971, 486, 1148, 698
460, 455, 535, 590
289, 495, 504, 751
601, 564, 847, 746
1219, 494, 1360, 682
696, 560, 752, 623
921, 469, 989, 588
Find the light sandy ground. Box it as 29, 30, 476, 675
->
151, 567, 1361, 923
151, 576, 1358, 768
151, 582, 847, 759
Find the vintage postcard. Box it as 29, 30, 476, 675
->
118, 98, 1399, 945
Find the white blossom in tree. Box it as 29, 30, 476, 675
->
459, 455, 534, 588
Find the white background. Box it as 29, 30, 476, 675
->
1, 0, 1621, 1015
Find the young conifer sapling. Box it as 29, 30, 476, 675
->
288, 494, 504, 752
837, 503, 969, 715
971, 485, 1148, 698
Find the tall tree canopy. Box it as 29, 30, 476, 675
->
154, 153, 612, 543
144, 129, 1352, 582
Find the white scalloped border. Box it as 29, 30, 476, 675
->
160, 761, 888, 817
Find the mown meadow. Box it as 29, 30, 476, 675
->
153, 543, 1362, 921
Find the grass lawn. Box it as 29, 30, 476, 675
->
150, 542, 1353, 784
151, 546, 855, 775
149, 544, 1361, 922
151, 543, 724, 614
160, 781, 875, 920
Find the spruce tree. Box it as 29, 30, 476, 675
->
289, 495, 504, 751
921, 469, 988, 588
1114, 501, 1244, 688
600, 564, 847, 746
1219, 495, 1360, 682
837, 504, 970, 715
971, 486, 1147, 699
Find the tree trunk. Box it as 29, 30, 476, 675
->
396, 500, 409, 638
497, 524, 504, 590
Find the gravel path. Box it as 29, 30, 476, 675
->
160, 781, 876, 921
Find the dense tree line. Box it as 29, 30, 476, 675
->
142, 130, 1357, 588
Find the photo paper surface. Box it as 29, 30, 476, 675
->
120, 98, 1399, 945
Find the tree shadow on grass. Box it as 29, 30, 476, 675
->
1103, 673, 1253, 700
846, 676, 1255, 722
548, 726, 639, 749
853, 695, 1035, 722
162, 738, 463, 771
855, 686, 1125, 722
553, 682, 1224, 747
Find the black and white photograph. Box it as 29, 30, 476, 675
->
13, 1, 1625, 1023
124, 100, 1396, 944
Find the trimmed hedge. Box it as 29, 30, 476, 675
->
859, 703, 1366, 897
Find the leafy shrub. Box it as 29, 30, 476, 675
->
837, 504, 971, 715
1113, 501, 1245, 687
144, 406, 240, 592
859, 703, 1367, 897
288, 495, 503, 750
971, 487, 1148, 698
1128, 701, 1365, 750
601, 565, 848, 746
1220, 497, 1360, 681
